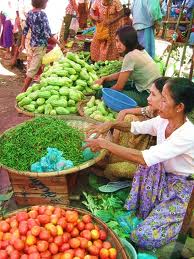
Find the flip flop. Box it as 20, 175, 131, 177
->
98, 181, 131, 193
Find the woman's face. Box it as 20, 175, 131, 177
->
115, 35, 126, 54
158, 84, 182, 119
147, 84, 162, 111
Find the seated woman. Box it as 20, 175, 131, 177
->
85, 77, 194, 249
96, 25, 161, 106
97, 76, 169, 180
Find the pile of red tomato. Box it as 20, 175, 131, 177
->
0, 205, 118, 259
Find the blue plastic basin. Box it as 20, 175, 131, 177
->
102, 88, 137, 112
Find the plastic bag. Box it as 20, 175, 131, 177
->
42, 46, 64, 65
69, 17, 79, 34
30, 147, 74, 172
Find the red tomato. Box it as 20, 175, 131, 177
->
57, 217, 67, 229
10, 250, 20, 259
13, 239, 24, 251
71, 228, 79, 238
69, 238, 80, 249
82, 215, 92, 224
0, 250, 8, 259
65, 211, 79, 223
37, 240, 49, 252
0, 221, 10, 232
54, 236, 63, 247
49, 243, 59, 255
28, 252, 41, 259
16, 212, 29, 222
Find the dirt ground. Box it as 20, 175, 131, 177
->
0, 49, 29, 133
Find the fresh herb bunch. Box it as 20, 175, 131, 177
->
0, 117, 85, 171
82, 190, 130, 238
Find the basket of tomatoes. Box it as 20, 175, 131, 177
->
0, 205, 130, 259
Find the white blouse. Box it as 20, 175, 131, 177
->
131, 116, 194, 176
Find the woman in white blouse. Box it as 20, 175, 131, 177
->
85, 77, 194, 249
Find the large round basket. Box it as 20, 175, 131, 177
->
15, 104, 82, 118
0, 116, 110, 206
0, 205, 134, 258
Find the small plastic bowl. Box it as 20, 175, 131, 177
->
102, 88, 137, 112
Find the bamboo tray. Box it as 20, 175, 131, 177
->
0, 205, 132, 258
0, 116, 110, 206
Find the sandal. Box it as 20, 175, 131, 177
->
98, 180, 131, 193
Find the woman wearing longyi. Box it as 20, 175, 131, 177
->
84, 77, 194, 249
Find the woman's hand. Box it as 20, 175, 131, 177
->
86, 122, 113, 138
116, 109, 130, 122
95, 77, 105, 85
84, 137, 109, 152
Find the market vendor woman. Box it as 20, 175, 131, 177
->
85, 77, 194, 249
96, 25, 161, 106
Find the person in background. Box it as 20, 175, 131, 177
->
90, 0, 124, 61
63, 0, 78, 42
123, 5, 132, 26
85, 77, 194, 249
95, 26, 161, 107
0, 1, 15, 59
78, 0, 89, 29
19, 0, 63, 92
131, 0, 163, 58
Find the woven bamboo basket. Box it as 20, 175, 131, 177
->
15, 104, 82, 118
0, 116, 110, 206
0, 205, 132, 258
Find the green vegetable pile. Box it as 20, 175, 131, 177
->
155, 46, 193, 77
93, 60, 122, 77
0, 117, 85, 171
16, 52, 102, 115
76, 51, 91, 63
83, 96, 117, 122
82, 189, 130, 238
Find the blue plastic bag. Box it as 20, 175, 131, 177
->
31, 147, 74, 172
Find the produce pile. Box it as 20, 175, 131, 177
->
83, 96, 117, 122
93, 60, 122, 78
77, 51, 91, 63
0, 205, 119, 258
155, 46, 193, 77
0, 117, 85, 171
16, 52, 102, 115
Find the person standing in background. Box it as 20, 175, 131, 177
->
90, 0, 124, 61
63, 0, 78, 42
0, 1, 16, 59
78, 0, 89, 29
131, 0, 163, 58
19, 0, 63, 92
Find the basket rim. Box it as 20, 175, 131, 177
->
0, 116, 109, 177
0, 205, 130, 259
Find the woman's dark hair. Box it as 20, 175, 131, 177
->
116, 25, 144, 53
153, 77, 170, 93
32, 0, 48, 8
167, 77, 194, 114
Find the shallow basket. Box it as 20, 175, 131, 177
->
0, 206, 133, 258
0, 116, 109, 206
15, 104, 81, 118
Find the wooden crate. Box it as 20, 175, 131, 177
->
8, 172, 69, 206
